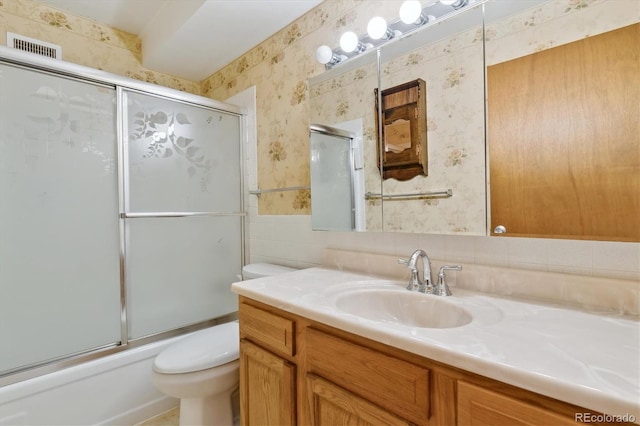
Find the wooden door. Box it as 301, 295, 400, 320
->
488, 24, 639, 241
239, 339, 296, 426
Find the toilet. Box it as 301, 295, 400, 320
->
152, 263, 296, 426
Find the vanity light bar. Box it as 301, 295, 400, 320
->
316, 0, 481, 69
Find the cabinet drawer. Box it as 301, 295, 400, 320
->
239, 302, 295, 357
457, 381, 576, 426
306, 327, 430, 425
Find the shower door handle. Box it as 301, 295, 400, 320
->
120, 212, 247, 219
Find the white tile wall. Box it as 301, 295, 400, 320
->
248, 218, 640, 281
229, 87, 640, 282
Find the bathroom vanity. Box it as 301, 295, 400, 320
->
232, 251, 640, 425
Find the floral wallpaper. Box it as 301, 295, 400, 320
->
202, 0, 370, 215
0, 0, 200, 94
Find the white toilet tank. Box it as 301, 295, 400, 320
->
242, 263, 296, 280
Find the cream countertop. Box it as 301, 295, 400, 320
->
232, 266, 640, 423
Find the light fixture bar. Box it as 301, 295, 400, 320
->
316, 0, 485, 69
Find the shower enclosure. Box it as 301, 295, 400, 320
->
0, 47, 245, 384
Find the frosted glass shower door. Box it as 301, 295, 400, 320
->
123, 90, 243, 339
0, 64, 121, 373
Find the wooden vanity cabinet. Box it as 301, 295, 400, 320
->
238, 301, 297, 426
238, 297, 613, 426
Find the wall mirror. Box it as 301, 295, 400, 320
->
377, 3, 485, 234
308, 42, 384, 231
308, 0, 639, 241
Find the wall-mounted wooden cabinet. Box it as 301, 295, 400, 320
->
375, 79, 428, 181
239, 297, 612, 426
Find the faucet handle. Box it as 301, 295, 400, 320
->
399, 258, 420, 291
435, 265, 462, 296
439, 265, 462, 275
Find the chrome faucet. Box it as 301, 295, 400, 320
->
398, 249, 434, 294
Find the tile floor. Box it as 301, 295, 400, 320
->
136, 407, 179, 426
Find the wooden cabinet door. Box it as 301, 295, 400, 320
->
457, 381, 575, 426
487, 23, 639, 241
239, 339, 296, 426
306, 374, 411, 426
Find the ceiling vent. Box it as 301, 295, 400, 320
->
7, 32, 62, 60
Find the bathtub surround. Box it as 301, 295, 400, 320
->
0, 336, 180, 426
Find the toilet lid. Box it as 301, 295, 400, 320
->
153, 322, 239, 374
242, 263, 296, 279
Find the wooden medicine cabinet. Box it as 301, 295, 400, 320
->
375, 79, 428, 181
488, 23, 639, 241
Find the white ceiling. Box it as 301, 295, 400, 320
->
38, 0, 323, 81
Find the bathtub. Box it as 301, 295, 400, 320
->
0, 335, 184, 426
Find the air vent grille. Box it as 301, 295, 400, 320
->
7, 32, 62, 59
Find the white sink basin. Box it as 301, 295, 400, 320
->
333, 288, 472, 329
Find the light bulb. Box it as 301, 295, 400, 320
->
367, 17, 388, 40
340, 31, 359, 53
315, 45, 334, 64
440, 0, 468, 8
399, 1, 423, 25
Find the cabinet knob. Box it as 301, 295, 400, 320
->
494, 225, 507, 234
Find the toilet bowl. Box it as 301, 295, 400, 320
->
152, 263, 296, 426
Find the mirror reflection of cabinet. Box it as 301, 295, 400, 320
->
378, 4, 486, 235
488, 23, 639, 242
374, 79, 427, 181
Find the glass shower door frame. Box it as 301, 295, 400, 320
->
118, 87, 247, 342
0, 45, 246, 385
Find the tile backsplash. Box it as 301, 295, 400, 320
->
248, 213, 639, 281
